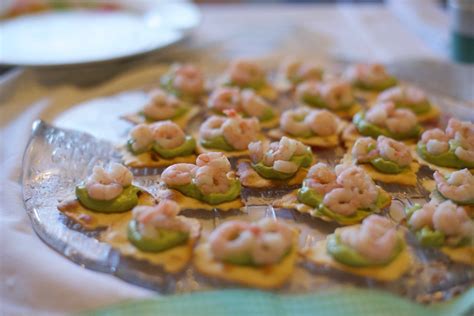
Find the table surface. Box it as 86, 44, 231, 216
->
0, 3, 465, 316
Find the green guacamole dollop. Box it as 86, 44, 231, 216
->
142, 105, 189, 123
369, 157, 406, 174
354, 77, 397, 91
406, 204, 472, 247
200, 135, 235, 152
75, 185, 140, 213
152, 136, 196, 159
327, 233, 403, 267
169, 179, 241, 205
416, 142, 474, 169
353, 112, 421, 140
301, 94, 354, 111
394, 100, 431, 115
258, 108, 276, 122
252, 149, 313, 180
297, 185, 390, 225
128, 136, 196, 159
128, 220, 189, 253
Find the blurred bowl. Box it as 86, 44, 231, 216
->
0, 0, 201, 68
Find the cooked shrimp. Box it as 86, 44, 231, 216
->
306, 163, 339, 195
366, 102, 417, 134
133, 201, 189, 237
455, 147, 474, 163
377, 136, 412, 167
451, 121, 474, 161
281, 59, 323, 83
108, 163, 133, 187
434, 169, 474, 203
273, 160, 298, 174
228, 59, 265, 87
295, 81, 321, 103
248, 140, 269, 163
143, 89, 181, 120
240, 89, 272, 118
421, 128, 450, 155
445, 118, 472, 139
351, 182, 379, 209
408, 201, 436, 230
194, 166, 231, 194
385, 108, 418, 134
421, 128, 449, 144
86, 182, 123, 201
352, 137, 378, 163
320, 80, 354, 110
365, 102, 390, 126
250, 218, 293, 265
433, 200, 473, 237
340, 215, 398, 263
196, 152, 231, 171
210, 218, 293, 265
173, 64, 205, 96
336, 165, 370, 187
272, 136, 297, 161
200, 116, 226, 140
129, 124, 154, 152
221, 110, 260, 150
378, 86, 427, 106
151, 121, 186, 149
280, 108, 311, 136
344, 63, 391, 86
161, 163, 196, 187
209, 221, 254, 261
335, 165, 378, 208
85, 164, 131, 201
294, 140, 309, 155
323, 187, 357, 215
208, 87, 241, 113
304, 109, 338, 136
254, 137, 307, 169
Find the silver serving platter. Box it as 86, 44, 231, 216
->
21, 69, 474, 302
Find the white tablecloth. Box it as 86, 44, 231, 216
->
0, 2, 448, 315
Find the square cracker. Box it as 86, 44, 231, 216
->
120, 146, 196, 168
341, 152, 420, 186
121, 107, 200, 129
441, 246, 474, 266
100, 214, 201, 273
193, 233, 298, 289
303, 239, 413, 282
157, 187, 244, 211
57, 189, 155, 230
237, 159, 310, 189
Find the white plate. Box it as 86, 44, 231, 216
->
0, 0, 200, 67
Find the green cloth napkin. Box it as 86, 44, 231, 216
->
82, 287, 474, 316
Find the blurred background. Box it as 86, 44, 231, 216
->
0, 0, 472, 98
